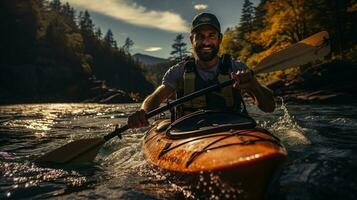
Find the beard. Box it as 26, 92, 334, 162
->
194, 44, 219, 61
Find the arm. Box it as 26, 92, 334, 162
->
140, 84, 175, 112
128, 84, 174, 128
231, 70, 275, 113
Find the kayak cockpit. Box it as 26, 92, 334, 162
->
156, 110, 257, 139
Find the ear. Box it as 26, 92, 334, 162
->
189, 33, 194, 44
218, 33, 223, 43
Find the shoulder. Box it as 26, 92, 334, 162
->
164, 61, 185, 78
162, 61, 186, 89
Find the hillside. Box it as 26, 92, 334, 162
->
133, 53, 168, 66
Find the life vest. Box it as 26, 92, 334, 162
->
175, 54, 247, 119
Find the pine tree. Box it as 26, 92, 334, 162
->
240, 0, 255, 35
61, 3, 75, 19
122, 37, 134, 54
104, 29, 116, 48
49, 0, 61, 11
253, 0, 267, 31
170, 34, 188, 62
79, 10, 94, 37
95, 27, 102, 39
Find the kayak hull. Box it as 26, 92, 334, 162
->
143, 114, 287, 199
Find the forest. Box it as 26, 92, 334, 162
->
217, 0, 357, 102
0, 0, 153, 103
1, 0, 356, 103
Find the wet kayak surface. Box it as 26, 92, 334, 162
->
1, 102, 357, 199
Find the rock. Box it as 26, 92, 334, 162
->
99, 92, 132, 103
266, 79, 285, 90
270, 59, 357, 104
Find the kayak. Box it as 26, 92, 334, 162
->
143, 110, 287, 199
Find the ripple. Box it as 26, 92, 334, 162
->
0, 161, 89, 199
1, 103, 357, 199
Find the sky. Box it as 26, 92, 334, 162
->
64, 0, 259, 59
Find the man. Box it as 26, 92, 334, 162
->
128, 13, 275, 128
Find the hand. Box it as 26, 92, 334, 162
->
127, 109, 149, 128
231, 69, 257, 90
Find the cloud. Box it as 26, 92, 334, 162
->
144, 47, 162, 52
194, 4, 208, 10
65, 0, 189, 32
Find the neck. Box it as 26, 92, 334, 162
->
196, 56, 219, 70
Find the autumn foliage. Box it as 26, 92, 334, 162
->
220, 0, 357, 82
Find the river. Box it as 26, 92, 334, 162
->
1, 102, 356, 199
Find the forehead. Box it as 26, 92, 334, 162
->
192, 25, 219, 35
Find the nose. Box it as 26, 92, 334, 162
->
202, 37, 212, 46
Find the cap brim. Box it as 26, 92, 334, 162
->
191, 23, 220, 33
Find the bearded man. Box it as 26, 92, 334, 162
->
128, 13, 275, 128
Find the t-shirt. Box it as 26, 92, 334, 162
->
162, 59, 248, 90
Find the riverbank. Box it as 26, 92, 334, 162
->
266, 59, 357, 104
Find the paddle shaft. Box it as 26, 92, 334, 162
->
103, 79, 235, 141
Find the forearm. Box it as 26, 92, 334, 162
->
140, 85, 174, 112
246, 80, 275, 113
140, 93, 163, 112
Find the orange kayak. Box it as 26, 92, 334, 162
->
143, 110, 287, 199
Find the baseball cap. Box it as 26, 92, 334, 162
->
191, 13, 221, 33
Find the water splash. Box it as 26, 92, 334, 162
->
265, 98, 310, 146
190, 172, 244, 200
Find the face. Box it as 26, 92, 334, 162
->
190, 25, 222, 62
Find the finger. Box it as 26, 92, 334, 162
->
136, 113, 143, 128
233, 78, 240, 88
245, 69, 252, 78
138, 112, 147, 126
141, 113, 149, 126
143, 119, 149, 126
128, 116, 133, 128
231, 72, 237, 80
236, 70, 242, 76
132, 112, 142, 128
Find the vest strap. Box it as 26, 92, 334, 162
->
176, 55, 245, 118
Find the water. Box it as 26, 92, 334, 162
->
1, 102, 357, 199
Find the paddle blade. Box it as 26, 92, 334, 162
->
253, 31, 330, 74
35, 138, 105, 164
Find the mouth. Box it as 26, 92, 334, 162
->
200, 46, 213, 52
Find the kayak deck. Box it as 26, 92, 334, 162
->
143, 111, 287, 199
144, 122, 286, 173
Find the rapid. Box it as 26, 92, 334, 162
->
1, 102, 356, 199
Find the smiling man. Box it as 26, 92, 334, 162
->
128, 13, 275, 128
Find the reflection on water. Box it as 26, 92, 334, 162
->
1, 103, 357, 199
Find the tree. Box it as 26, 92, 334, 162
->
240, 0, 255, 35
79, 10, 94, 37
49, 0, 61, 11
170, 34, 189, 62
104, 29, 116, 48
95, 27, 102, 39
253, 0, 267, 31
61, 3, 75, 19
122, 37, 134, 54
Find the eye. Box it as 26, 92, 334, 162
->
194, 34, 204, 41
208, 34, 218, 40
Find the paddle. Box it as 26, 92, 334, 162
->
35, 31, 330, 164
